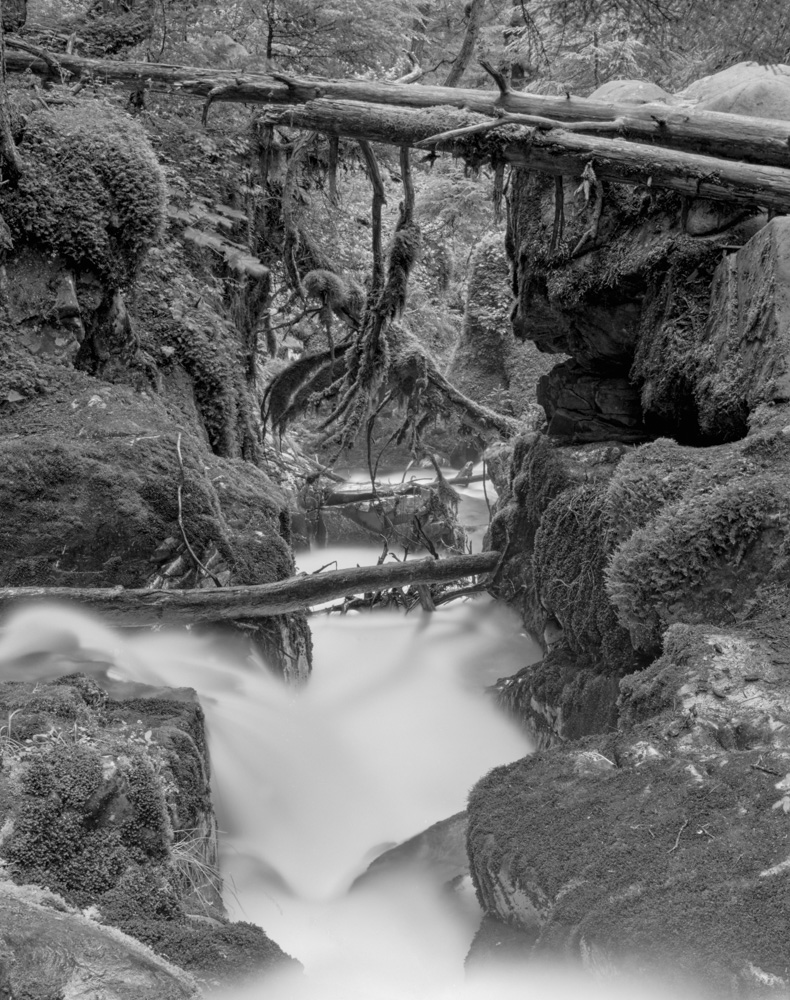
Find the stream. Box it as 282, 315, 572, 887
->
0, 464, 694, 999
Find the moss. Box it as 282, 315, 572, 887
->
606, 472, 790, 651
618, 623, 711, 726
467, 741, 790, 989
2, 741, 172, 904
534, 482, 633, 673
2, 101, 165, 286
114, 917, 299, 984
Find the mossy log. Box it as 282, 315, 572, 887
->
261, 100, 790, 213
9, 49, 790, 167
0, 551, 499, 626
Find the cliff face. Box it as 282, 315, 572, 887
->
488, 64, 790, 743
0, 96, 310, 679
469, 65, 790, 990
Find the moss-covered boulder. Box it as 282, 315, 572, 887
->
467, 735, 790, 995
3, 102, 165, 287
0, 373, 309, 677
467, 606, 790, 995
0, 675, 300, 992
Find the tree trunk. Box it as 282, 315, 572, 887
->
443, 0, 486, 87
259, 99, 790, 213
7, 48, 790, 168
0, 552, 499, 627
0, 1, 22, 181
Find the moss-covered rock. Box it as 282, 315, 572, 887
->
2, 101, 166, 287
467, 733, 790, 996
0, 676, 299, 992
489, 418, 790, 742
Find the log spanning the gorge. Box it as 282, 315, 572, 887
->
0, 551, 499, 627
8, 46, 790, 168
261, 100, 790, 213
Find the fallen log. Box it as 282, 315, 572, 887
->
0, 551, 499, 627
8, 48, 790, 167
261, 100, 790, 213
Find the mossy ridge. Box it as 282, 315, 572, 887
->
467, 740, 790, 992
130, 240, 259, 459
606, 470, 790, 652
2, 101, 166, 286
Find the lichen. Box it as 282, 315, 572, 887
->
2, 101, 166, 286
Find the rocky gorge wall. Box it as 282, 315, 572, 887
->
0, 93, 311, 679
467, 63, 790, 992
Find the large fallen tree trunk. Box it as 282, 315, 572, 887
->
0, 551, 499, 627
8, 47, 790, 167
260, 100, 790, 213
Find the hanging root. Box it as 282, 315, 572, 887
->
550, 175, 565, 252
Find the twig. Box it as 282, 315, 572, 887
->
310, 561, 337, 574
481, 458, 492, 518
412, 516, 439, 559
175, 434, 223, 587
751, 763, 784, 777
668, 818, 689, 854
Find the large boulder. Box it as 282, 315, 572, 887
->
467, 613, 790, 995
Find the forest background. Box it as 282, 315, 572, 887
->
10, 0, 790, 470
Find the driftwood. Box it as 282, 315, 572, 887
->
322, 469, 486, 506
0, 551, 499, 627
8, 48, 790, 167
260, 99, 790, 213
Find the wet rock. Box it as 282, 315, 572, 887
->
0, 881, 198, 1000
537, 360, 647, 443
354, 812, 469, 888
488, 425, 790, 744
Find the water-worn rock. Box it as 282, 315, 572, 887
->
0, 881, 198, 1000
354, 812, 469, 888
